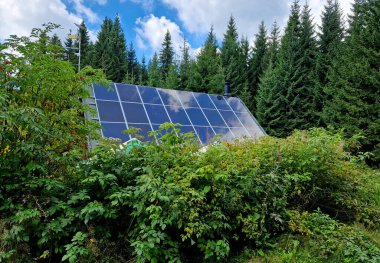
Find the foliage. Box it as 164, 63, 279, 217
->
0, 23, 107, 262
239, 210, 380, 263
159, 30, 175, 81
323, 0, 380, 166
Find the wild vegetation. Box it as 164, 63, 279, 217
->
62, 0, 379, 165
0, 0, 379, 262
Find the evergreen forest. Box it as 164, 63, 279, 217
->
0, 0, 379, 262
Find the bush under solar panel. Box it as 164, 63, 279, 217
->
90, 83, 265, 144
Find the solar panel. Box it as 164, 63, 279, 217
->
89, 83, 266, 144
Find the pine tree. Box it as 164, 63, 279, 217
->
125, 42, 140, 84
194, 26, 224, 93
148, 52, 162, 87
94, 17, 115, 80
165, 63, 179, 89
266, 21, 281, 68
138, 55, 148, 85
159, 30, 174, 81
248, 21, 268, 111
256, 0, 303, 137
50, 33, 64, 59
238, 37, 253, 109
221, 16, 245, 94
178, 39, 192, 90
77, 21, 91, 68
323, 0, 380, 164
85, 42, 97, 68
111, 15, 127, 82
293, 3, 320, 126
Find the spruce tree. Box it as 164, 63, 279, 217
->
139, 55, 148, 85
256, 0, 303, 137
159, 30, 174, 81
50, 34, 64, 59
323, 0, 380, 164
178, 39, 192, 90
266, 21, 281, 68
148, 52, 162, 87
111, 15, 127, 82
292, 3, 320, 127
221, 16, 245, 94
77, 21, 91, 68
165, 63, 179, 89
317, 0, 344, 114
238, 37, 253, 110
94, 17, 115, 80
126, 42, 140, 84
248, 21, 268, 111
194, 26, 224, 93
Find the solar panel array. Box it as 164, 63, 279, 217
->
86, 83, 265, 145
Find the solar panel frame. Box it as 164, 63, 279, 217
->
89, 83, 266, 145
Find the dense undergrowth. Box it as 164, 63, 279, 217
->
1, 123, 379, 262
1, 24, 380, 262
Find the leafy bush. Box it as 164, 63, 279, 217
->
1, 25, 379, 262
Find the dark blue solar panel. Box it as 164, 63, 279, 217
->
186, 108, 209, 126
208, 94, 231, 110
97, 101, 124, 122
219, 110, 243, 127
90, 83, 265, 145
127, 123, 153, 142
202, 109, 227, 127
138, 86, 161, 104
226, 97, 247, 112
93, 84, 118, 101
145, 104, 170, 124
193, 93, 215, 109
194, 126, 215, 144
101, 122, 130, 142
158, 89, 181, 106
122, 102, 149, 123
165, 106, 191, 125
117, 84, 141, 103
177, 90, 199, 108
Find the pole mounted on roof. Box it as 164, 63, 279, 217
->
224, 80, 231, 98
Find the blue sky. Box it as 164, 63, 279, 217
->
0, 0, 354, 60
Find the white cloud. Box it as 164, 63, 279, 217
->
70, 0, 100, 23
130, 0, 154, 12
135, 15, 185, 56
160, 0, 354, 42
0, 0, 98, 43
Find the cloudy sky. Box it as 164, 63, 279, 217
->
0, 0, 354, 59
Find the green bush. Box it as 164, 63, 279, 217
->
1, 24, 379, 263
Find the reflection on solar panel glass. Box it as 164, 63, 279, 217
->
90, 83, 265, 144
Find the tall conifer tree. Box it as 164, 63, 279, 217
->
179, 39, 192, 90
159, 30, 174, 81
221, 16, 245, 94
194, 26, 224, 93
256, 0, 303, 137
125, 42, 139, 84
94, 17, 115, 80
324, 0, 380, 164
111, 15, 127, 82
248, 21, 268, 111
148, 52, 162, 87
